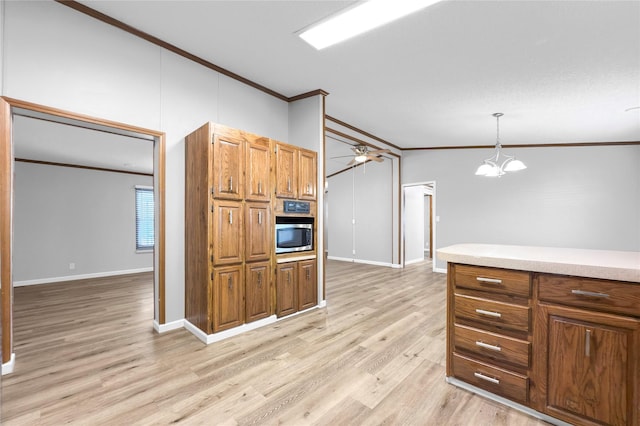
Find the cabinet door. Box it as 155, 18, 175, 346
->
245, 203, 271, 262
540, 305, 639, 426
212, 201, 243, 265
213, 265, 244, 332
213, 135, 243, 200
298, 149, 317, 200
275, 143, 297, 199
246, 261, 270, 323
276, 262, 297, 317
246, 141, 271, 202
298, 259, 317, 311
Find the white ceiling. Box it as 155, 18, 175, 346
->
76, 0, 639, 150
13, 1, 640, 175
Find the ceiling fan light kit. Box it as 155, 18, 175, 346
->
475, 113, 527, 177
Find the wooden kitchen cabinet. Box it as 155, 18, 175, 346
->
245, 203, 270, 262
298, 149, 317, 200
447, 264, 533, 404
275, 142, 297, 199
212, 133, 244, 200
276, 262, 297, 317
298, 259, 317, 310
534, 274, 640, 426
245, 261, 270, 323
212, 265, 244, 332
246, 140, 271, 202
212, 200, 243, 265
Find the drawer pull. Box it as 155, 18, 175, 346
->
477, 277, 502, 284
571, 289, 610, 298
475, 308, 502, 318
474, 372, 500, 385
475, 341, 502, 352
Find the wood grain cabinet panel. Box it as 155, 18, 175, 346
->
298, 149, 317, 200
212, 200, 243, 265
245, 203, 270, 262
245, 261, 270, 323
454, 324, 530, 369
455, 294, 531, 333
276, 262, 297, 317
298, 259, 317, 311
245, 140, 271, 202
275, 142, 297, 199
213, 265, 244, 332
454, 264, 531, 297
212, 134, 244, 200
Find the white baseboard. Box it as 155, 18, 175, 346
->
391, 263, 403, 269
154, 319, 184, 333
434, 267, 447, 273
2, 353, 16, 375
184, 316, 278, 344
183, 303, 326, 345
14, 267, 154, 287
405, 258, 425, 265
327, 256, 393, 268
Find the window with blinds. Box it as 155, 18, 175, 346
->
135, 186, 154, 251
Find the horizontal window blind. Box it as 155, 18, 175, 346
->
135, 187, 154, 250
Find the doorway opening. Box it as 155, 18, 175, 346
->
402, 181, 437, 272
0, 97, 166, 372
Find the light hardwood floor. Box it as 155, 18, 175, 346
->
2, 261, 549, 425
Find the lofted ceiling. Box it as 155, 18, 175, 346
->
75, 0, 639, 150
12, 1, 640, 175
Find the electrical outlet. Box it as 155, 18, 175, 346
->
69, 262, 75, 270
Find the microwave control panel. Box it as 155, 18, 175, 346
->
283, 200, 310, 214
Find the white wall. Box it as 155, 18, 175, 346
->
328, 159, 394, 266
13, 162, 153, 283
403, 145, 640, 269
404, 185, 424, 264
2, 1, 293, 323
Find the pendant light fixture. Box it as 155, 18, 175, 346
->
475, 113, 526, 177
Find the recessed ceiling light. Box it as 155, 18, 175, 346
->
299, 0, 440, 50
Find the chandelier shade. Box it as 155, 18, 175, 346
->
475, 113, 527, 177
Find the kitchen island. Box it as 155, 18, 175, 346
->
438, 244, 640, 426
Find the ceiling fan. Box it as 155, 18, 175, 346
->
335, 145, 390, 166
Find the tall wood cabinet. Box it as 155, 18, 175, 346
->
185, 122, 273, 334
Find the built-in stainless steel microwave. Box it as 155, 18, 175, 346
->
275, 216, 313, 254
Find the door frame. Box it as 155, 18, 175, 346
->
401, 181, 437, 271
0, 96, 166, 372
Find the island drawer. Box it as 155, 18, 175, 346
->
453, 324, 530, 369
454, 265, 531, 297
455, 294, 531, 332
452, 353, 529, 404
538, 274, 640, 318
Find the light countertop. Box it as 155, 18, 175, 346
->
438, 244, 640, 283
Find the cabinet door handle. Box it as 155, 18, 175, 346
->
287, 178, 291, 192
474, 372, 500, 385
287, 271, 291, 284
585, 329, 591, 357
306, 269, 310, 280
228, 210, 233, 224
229, 176, 233, 192
228, 276, 233, 291
475, 308, 502, 318
258, 181, 262, 195
258, 211, 262, 225
475, 341, 502, 352
571, 289, 610, 298
477, 277, 502, 284
257, 271, 262, 287
307, 183, 311, 194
